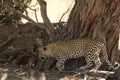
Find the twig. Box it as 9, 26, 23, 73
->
0, 35, 18, 54
0, 17, 6, 23
29, 2, 38, 7
59, 1, 74, 22
27, 7, 39, 22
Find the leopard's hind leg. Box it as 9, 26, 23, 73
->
93, 54, 102, 70
80, 56, 93, 70
80, 53, 102, 70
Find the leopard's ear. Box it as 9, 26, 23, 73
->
36, 38, 43, 46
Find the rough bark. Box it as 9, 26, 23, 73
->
61, 0, 120, 70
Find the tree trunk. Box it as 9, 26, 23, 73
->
37, 0, 120, 71
62, 0, 120, 70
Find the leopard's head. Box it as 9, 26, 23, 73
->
36, 38, 53, 60
38, 45, 53, 59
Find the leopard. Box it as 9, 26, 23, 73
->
36, 38, 119, 71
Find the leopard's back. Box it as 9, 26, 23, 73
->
52, 39, 103, 59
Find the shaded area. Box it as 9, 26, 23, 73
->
0, 23, 119, 80
0, 67, 120, 80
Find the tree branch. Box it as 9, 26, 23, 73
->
37, 0, 57, 42
2, 3, 54, 40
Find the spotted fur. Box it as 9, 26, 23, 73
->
37, 38, 119, 71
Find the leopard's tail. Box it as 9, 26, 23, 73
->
101, 44, 120, 69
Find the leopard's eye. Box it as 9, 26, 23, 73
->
40, 57, 47, 61
43, 47, 47, 51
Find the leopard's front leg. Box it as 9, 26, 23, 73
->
56, 58, 66, 71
